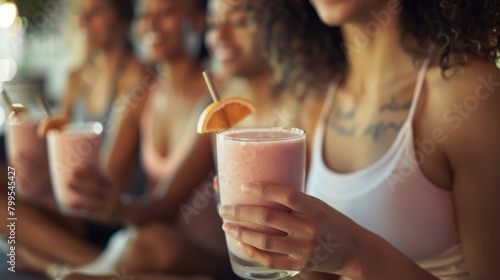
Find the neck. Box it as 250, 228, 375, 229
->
243, 71, 275, 103
159, 56, 204, 95
93, 41, 129, 70
341, 13, 416, 95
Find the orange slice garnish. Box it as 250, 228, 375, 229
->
197, 97, 256, 134
37, 116, 71, 138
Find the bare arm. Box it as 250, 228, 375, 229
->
59, 70, 84, 118
122, 132, 215, 224
441, 69, 500, 279
102, 85, 149, 191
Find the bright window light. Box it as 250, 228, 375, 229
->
0, 2, 18, 29
0, 58, 18, 82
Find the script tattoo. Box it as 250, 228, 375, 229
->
363, 121, 404, 140
327, 96, 411, 140
379, 96, 412, 113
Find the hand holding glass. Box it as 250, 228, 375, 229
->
217, 127, 306, 280
47, 122, 103, 216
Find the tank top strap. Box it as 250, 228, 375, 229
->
406, 46, 436, 122
320, 74, 343, 124
312, 74, 342, 160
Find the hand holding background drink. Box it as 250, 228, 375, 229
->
47, 122, 103, 216
198, 72, 306, 279
6, 114, 51, 199
3, 89, 52, 201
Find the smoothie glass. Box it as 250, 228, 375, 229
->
216, 127, 306, 280
47, 122, 103, 216
6, 109, 50, 196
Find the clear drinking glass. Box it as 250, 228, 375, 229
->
216, 127, 306, 280
47, 122, 103, 216
5, 109, 50, 195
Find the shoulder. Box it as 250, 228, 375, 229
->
68, 69, 83, 82
114, 59, 157, 121
425, 58, 500, 166
61, 68, 85, 107
426, 58, 500, 127
117, 58, 156, 96
427, 58, 499, 101
65, 68, 85, 90
116, 59, 156, 105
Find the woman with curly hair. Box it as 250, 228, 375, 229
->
205, 0, 304, 133
219, 0, 500, 279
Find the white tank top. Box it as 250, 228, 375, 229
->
306, 54, 470, 279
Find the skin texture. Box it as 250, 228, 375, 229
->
219, 0, 500, 279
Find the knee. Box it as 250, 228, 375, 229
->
122, 223, 180, 272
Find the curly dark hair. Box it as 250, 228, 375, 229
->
245, 0, 500, 92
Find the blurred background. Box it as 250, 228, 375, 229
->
0, 0, 83, 129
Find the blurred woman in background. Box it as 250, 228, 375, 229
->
0, 0, 153, 278
206, 0, 302, 129
58, 0, 231, 278
206, 0, 336, 165
12, 0, 149, 208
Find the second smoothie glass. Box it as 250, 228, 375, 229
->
47, 122, 103, 216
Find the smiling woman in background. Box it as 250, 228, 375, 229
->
206, 0, 319, 139
59, 0, 231, 278
204, 0, 301, 194
219, 0, 500, 279
0, 0, 152, 277
2, 0, 232, 279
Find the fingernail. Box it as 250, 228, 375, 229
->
241, 184, 252, 193
219, 205, 228, 217
222, 223, 232, 232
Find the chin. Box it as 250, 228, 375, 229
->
212, 65, 237, 79
310, 0, 364, 26
85, 42, 100, 52
151, 48, 172, 61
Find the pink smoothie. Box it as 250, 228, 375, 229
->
217, 128, 306, 262
47, 123, 102, 215
7, 119, 47, 162
6, 118, 50, 193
